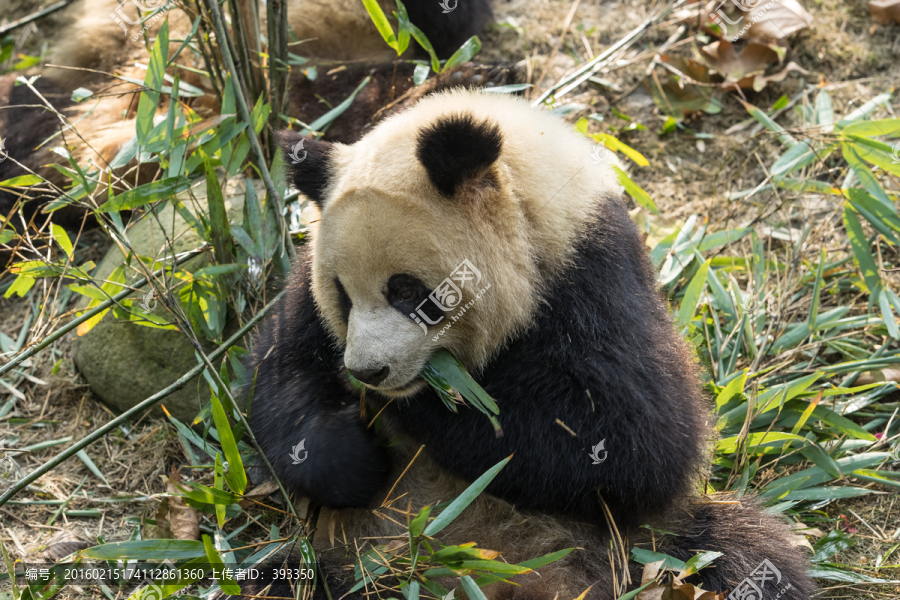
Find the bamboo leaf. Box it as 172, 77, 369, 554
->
717, 432, 809, 454
203, 534, 240, 594
741, 100, 796, 146
815, 89, 834, 132
843, 206, 882, 300
82, 540, 205, 560
97, 177, 192, 212
424, 456, 510, 536
214, 453, 226, 528
209, 393, 247, 494
408, 23, 441, 73
50, 224, 74, 259
360, 0, 399, 52
836, 91, 893, 128
302, 76, 372, 136
204, 158, 233, 265
842, 142, 892, 206
808, 248, 826, 333
843, 134, 900, 177
0, 174, 42, 187
136, 21, 168, 145
460, 575, 490, 600
846, 188, 900, 244
840, 117, 900, 137
443, 36, 482, 71
591, 133, 650, 167
612, 166, 659, 214
423, 348, 501, 434
676, 259, 709, 328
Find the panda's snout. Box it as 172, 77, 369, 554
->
344, 305, 430, 392
348, 366, 390, 386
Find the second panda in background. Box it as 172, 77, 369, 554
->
215, 89, 817, 599
0, 0, 503, 228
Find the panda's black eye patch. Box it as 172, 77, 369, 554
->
334, 278, 352, 322
386, 274, 441, 323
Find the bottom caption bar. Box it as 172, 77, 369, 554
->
14, 562, 315, 587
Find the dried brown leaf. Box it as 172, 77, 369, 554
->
381, 539, 406, 553
746, 0, 813, 43
45, 530, 90, 560
701, 40, 780, 87
165, 469, 200, 541
869, 0, 900, 24
746, 61, 809, 92
244, 478, 279, 499
648, 56, 723, 120
638, 559, 726, 600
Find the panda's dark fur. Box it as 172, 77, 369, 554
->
217, 91, 816, 600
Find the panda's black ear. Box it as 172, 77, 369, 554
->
275, 130, 333, 208
415, 113, 502, 198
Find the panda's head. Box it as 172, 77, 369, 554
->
278, 91, 620, 396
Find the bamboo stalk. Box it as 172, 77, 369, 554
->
267, 0, 289, 156
203, 0, 295, 271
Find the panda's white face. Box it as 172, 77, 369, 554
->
342, 283, 437, 396
312, 190, 472, 396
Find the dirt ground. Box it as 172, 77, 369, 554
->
1, 0, 900, 599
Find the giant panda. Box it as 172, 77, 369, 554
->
219, 89, 816, 600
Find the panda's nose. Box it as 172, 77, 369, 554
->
348, 366, 390, 386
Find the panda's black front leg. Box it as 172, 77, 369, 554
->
247, 258, 390, 508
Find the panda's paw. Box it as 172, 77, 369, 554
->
269, 410, 391, 508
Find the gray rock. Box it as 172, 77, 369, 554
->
72, 176, 259, 423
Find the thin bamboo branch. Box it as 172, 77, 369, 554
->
194, 345, 298, 518
531, 0, 688, 106
0, 289, 284, 509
